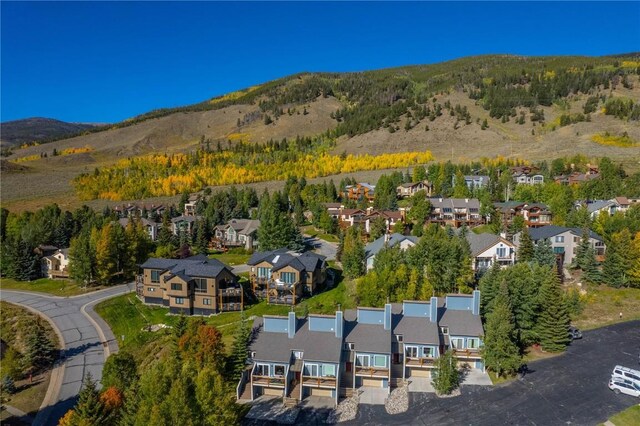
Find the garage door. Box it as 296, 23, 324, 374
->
309, 388, 333, 397
362, 378, 383, 387
410, 368, 431, 378
264, 388, 284, 397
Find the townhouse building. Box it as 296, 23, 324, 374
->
510, 166, 544, 185
513, 225, 605, 266
239, 291, 485, 406
396, 181, 434, 198
342, 183, 376, 203
214, 219, 260, 250
247, 249, 327, 305
137, 255, 241, 315
184, 194, 202, 216
493, 202, 552, 230
171, 215, 201, 236
464, 232, 516, 275
428, 198, 484, 228
118, 217, 160, 241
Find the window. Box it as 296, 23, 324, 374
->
274, 365, 285, 377
304, 363, 319, 377
450, 338, 464, 349
255, 363, 270, 376
323, 364, 336, 377
467, 338, 479, 349
422, 347, 435, 358
405, 346, 419, 358
345, 343, 354, 351
194, 278, 207, 293
171, 283, 182, 291
281, 272, 296, 284
257, 267, 271, 278
356, 354, 370, 367
395, 334, 403, 342
203, 298, 211, 306
555, 236, 565, 243
150, 270, 161, 283
373, 355, 387, 368
147, 287, 155, 292
440, 327, 449, 335
175, 297, 184, 305
496, 247, 506, 258
293, 351, 303, 359
553, 247, 565, 254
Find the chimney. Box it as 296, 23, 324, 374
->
439, 197, 443, 203
384, 303, 392, 331
472, 290, 480, 316
335, 310, 343, 339
384, 232, 390, 243
465, 198, 469, 203
288, 311, 296, 339
430, 296, 438, 323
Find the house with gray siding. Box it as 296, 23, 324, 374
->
513, 225, 605, 266
364, 233, 418, 271
438, 291, 484, 370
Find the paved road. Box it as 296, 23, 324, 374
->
0, 283, 134, 425
339, 320, 640, 426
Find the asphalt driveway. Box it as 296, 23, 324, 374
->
345, 320, 640, 426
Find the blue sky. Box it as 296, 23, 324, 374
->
2, 1, 639, 123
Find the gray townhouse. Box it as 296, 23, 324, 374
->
513, 225, 605, 266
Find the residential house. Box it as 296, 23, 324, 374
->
171, 215, 202, 236
322, 203, 344, 219
118, 217, 160, 241
337, 209, 367, 230
364, 210, 404, 235
247, 250, 327, 305
554, 165, 600, 185
364, 233, 418, 271
513, 225, 605, 266
184, 195, 202, 216
396, 181, 434, 198
464, 232, 516, 274
583, 200, 618, 219
137, 255, 241, 315
41, 248, 70, 279
343, 305, 393, 392
452, 175, 490, 191
35, 245, 60, 258
114, 203, 166, 219
342, 183, 375, 203
214, 219, 260, 250
428, 198, 484, 228
240, 312, 343, 404
510, 166, 544, 185
438, 291, 484, 370
493, 202, 552, 230
394, 299, 441, 380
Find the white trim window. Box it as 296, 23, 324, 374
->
322, 364, 336, 377
467, 338, 479, 350
255, 363, 270, 376
422, 346, 435, 358
304, 363, 319, 377
293, 351, 304, 359
372, 355, 387, 368
450, 338, 465, 349
405, 345, 419, 358
555, 235, 565, 243
273, 364, 286, 377
440, 327, 449, 335
356, 354, 370, 367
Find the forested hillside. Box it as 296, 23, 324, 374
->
3, 54, 640, 209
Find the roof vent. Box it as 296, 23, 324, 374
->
272, 255, 280, 264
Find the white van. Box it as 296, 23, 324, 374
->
612, 365, 640, 385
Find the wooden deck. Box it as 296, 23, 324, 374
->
405, 357, 437, 368
251, 375, 286, 387
452, 349, 482, 359
301, 377, 337, 388
355, 367, 389, 378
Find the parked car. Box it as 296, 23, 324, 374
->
608, 378, 640, 397
612, 365, 640, 386
568, 326, 582, 340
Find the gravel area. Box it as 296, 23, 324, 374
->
385, 386, 409, 414
327, 394, 359, 423
436, 388, 462, 398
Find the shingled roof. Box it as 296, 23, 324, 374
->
139, 255, 231, 279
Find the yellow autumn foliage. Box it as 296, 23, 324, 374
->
60, 146, 93, 156
591, 132, 638, 148
13, 154, 41, 163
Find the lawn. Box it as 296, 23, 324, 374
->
471, 224, 495, 235
209, 249, 252, 266
573, 284, 640, 330
0, 277, 105, 297
301, 225, 340, 243
603, 405, 640, 426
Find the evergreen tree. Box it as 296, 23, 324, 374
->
602, 229, 633, 287
24, 319, 56, 372
581, 246, 601, 284
74, 373, 107, 425
431, 349, 459, 395
533, 239, 556, 269
482, 281, 522, 378
341, 226, 365, 279
536, 268, 570, 352
369, 216, 387, 241
229, 311, 251, 380
1, 376, 16, 395
14, 239, 40, 281
69, 230, 96, 286
479, 261, 502, 319
574, 228, 592, 269
517, 228, 534, 262
452, 170, 470, 198
102, 352, 138, 391
158, 211, 174, 247
194, 220, 209, 254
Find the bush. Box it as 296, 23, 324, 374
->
431, 350, 460, 395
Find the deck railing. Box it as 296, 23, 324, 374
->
354, 366, 389, 377
301, 376, 337, 387
251, 375, 286, 387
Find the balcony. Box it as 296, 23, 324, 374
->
354, 366, 389, 378
405, 356, 437, 368
252, 276, 270, 288
220, 302, 242, 311
301, 376, 337, 388
252, 375, 286, 388
452, 348, 481, 359
219, 287, 243, 297
49, 269, 70, 279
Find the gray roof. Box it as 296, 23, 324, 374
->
586, 200, 615, 214
247, 249, 326, 273
139, 256, 232, 279
464, 175, 490, 185
250, 317, 343, 364
118, 217, 158, 228
364, 233, 418, 260
438, 308, 484, 337
527, 225, 603, 242
464, 233, 512, 257
393, 315, 441, 345
493, 201, 526, 212
429, 197, 481, 209
226, 219, 260, 235
343, 309, 391, 353
171, 215, 200, 223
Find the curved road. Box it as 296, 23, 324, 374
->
0, 284, 133, 425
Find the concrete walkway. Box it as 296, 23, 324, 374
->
0, 283, 133, 426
